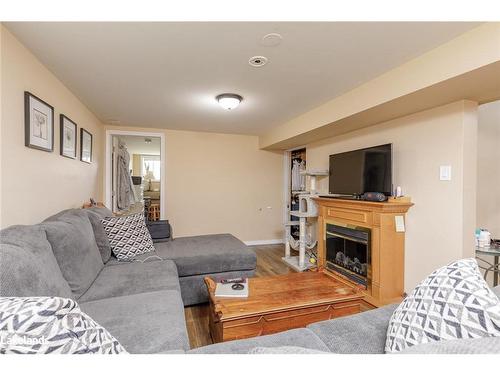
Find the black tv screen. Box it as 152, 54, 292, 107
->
329, 144, 392, 196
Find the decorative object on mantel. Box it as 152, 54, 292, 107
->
59, 114, 77, 159
283, 169, 329, 272
24, 91, 54, 152
80, 128, 92, 163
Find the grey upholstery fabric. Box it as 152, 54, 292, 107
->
80, 290, 190, 353
150, 234, 256, 276
0, 225, 72, 298
85, 206, 113, 218
179, 269, 255, 306
493, 285, 500, 299
249, 346, 329, 354
84, 209, 112, 263
0, 244, 72, 298
42, 211, 104, 299
398, 336, 500, 354
307, 304, 398, 354
188, 328, 330, 354
79, 259, 180, 302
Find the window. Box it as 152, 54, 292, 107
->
141, 155, 161, 180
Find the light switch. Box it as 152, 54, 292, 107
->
395, 216, 405, 232
439, 165, 452, 181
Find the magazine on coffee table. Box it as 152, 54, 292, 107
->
214, 278, 248, 298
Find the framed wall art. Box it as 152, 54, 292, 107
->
60, 114, 77, 159
24, 91, 54, 152
80, 128, 93, 163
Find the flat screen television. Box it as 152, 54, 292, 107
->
329, 144, 392, 197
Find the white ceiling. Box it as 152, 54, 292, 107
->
116, 135, 160, 155
6, 22, 480, 135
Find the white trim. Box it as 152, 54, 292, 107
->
105, 129, 166, 220
243, 239, 284, 246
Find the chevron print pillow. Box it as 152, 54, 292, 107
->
0, 296, 127, 354
385, 258, 500, 353
101, 212, 155, 260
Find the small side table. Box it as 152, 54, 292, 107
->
476, 246, 500, 287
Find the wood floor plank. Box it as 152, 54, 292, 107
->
184, 244, 292, 349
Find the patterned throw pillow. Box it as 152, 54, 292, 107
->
101, 212, 155, 261
385, 258, 500, 353
0, 296, 127, 354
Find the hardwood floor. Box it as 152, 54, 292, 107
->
184, 244, 293, 349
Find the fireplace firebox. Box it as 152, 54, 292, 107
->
325, 223, 371, 288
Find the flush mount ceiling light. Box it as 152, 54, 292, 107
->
216, 93, 243, 110
144, 138, 152, 143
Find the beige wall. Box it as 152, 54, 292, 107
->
477, 100, 500, 237
1, 26, 104, 228
105, 126, 284, 242
306, 101, 477, 291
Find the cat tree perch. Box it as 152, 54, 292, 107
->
283, 170, 328, 272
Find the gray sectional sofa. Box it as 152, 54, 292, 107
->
1, 206, 500, 354
0, 207, 256, 353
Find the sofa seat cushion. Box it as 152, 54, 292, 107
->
0, 225, 72, 298
42, 211, 104, 299
188, 328, 330, 354
80, 290, 190, 353
307, 304, 398, 354
109, 234, 256, 277
179, 269, 255, 306
78, 259, 180, 302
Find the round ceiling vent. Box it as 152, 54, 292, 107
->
248, 56, 268, 67
261, 33, 283, 47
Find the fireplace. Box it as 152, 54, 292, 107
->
325, 223, 371, 288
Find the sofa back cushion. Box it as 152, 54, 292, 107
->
84, 207, 113, 263
42, 211, 104, 299
0, 225, 72, 298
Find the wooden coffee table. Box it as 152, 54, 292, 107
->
204, 272, 364, 343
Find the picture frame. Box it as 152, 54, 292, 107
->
24, 91, 54, 152
80, 128, 93, 163
60, 114, 77, 159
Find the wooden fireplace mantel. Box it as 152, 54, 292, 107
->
313, 197, 413, 307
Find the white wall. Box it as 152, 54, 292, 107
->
306, 101, 478, 291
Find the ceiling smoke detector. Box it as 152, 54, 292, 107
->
261, 33, 283, 47
248, 56, 268, 67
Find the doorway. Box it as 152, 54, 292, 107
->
105, 130, 166, 219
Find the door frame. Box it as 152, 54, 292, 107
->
282, 145, 306, 242
105, 129, 166, 220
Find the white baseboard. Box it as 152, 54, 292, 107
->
244, 239, 284, 246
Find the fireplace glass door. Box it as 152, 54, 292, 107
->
325, 223, 371, 288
